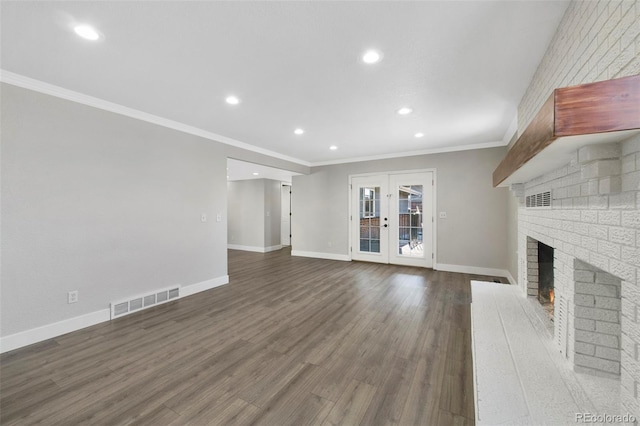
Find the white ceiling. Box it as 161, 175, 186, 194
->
1, 1, 570, 167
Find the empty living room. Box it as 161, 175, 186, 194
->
2, 1, 640, 425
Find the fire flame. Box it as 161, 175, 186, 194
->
549, 289, 555, 304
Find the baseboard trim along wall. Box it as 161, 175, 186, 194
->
227, 244, 282, 253
0, 309, 111, 354
435, 263, 511, 280
0, 274, 230, 354
181, 275, 229, 297
291, 250, 351, 261
505, 270, 517, 286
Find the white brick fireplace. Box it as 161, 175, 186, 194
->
516, 138, 640, 418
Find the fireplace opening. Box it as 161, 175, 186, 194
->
537, 241, 554, 319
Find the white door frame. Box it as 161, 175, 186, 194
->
281, 184, 291, 246
348, 168, 437, 268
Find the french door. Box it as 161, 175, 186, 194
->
351, 172, 433, 268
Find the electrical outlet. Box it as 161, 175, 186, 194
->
68, 290, 78, 304
439, 212, 447, 219
201, 213, 207, 222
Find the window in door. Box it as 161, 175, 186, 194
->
359, 186, 381, 253
397, 185, 423, 257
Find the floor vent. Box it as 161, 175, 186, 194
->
525, 191, 551, 208
110, 285, 180, 319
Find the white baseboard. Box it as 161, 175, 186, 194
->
505, 270, 517, 285
227, 244, 282, 253
181, 275, 229, 297
0, 309, 111, 354
435, 263, 510, 279
291, 250, 350, 261
0, 274, 229, 354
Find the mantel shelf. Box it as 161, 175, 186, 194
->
493, 74, 640, 187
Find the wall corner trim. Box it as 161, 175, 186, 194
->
0, 274, 230, 354
291, 250, 351, 261
435, 263, 511, 280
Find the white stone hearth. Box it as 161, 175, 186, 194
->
471, 281, 633, 425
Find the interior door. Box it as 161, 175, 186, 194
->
351, 176, 389, 264
351, 172, 433, 267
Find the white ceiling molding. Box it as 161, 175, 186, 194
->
0, 70, 311, 167
310, 140, 507, 167
2, 69, 510, 169
502, 114, 519, 145
2, 2, 570, 166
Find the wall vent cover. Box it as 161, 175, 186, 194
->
556, 296, 568, 358
110, 285, 180, 319
526, 191, 551, 208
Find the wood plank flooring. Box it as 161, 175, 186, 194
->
1, 248, 503, 425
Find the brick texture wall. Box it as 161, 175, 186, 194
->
573, 259, 622, 378
515, 0, 640, 418
519, 138, 640, 418
519, 0, 640, 131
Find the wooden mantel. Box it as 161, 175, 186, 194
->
493, 74, 640, 187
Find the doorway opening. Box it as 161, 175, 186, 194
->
226, 158, 299, 253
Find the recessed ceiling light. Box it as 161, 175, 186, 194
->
294, 128, 305, 135
414, 132, 424, 138
225, 95, 240, 105
362, 49, 382, 64
397, 107, 413, 115
74, 25, 100, 41
252, 172, 259, 176
329, 145, 338, 150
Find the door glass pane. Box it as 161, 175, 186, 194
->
397, 185, 423, 257
359, 186, 380, 253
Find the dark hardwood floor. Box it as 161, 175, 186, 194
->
1, 248, 503, 425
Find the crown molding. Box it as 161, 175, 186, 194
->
0, 70, 311, 167
502, 113, 518, 145
309, 140, 507, 167
2, 70, 512, 170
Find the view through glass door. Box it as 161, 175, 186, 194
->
351, 176, 389, 264
351, 172, 433, 267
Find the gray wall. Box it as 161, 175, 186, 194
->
227, 178, 281, 249
227, 180, 265, 248
292, 147, 509, 269
1, 83, 228, 337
